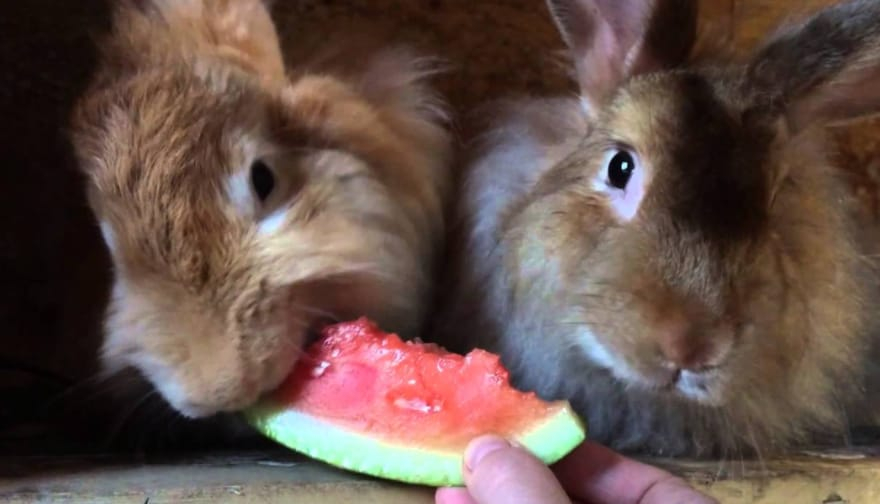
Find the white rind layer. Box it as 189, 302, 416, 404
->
246, 402, 586, 487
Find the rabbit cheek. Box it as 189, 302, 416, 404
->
101, 281, 277, 418
134, 337, 256, 419
99, 220, 117, 255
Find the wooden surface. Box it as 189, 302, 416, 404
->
0, 451, 434, 503
4, 448, 880, 503
652, 448, 880, 503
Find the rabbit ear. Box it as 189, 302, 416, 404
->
546, 0, 698, 114
746, 0, 880, 134
125, 0, 285, 79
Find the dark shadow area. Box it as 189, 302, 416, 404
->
0, 0, 112, 455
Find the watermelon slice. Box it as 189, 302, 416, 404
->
245, 318, 586, 487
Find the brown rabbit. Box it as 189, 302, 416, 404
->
435, 0, 880, 457
70, 0, 452, 420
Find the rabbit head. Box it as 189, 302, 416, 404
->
71, 0, 451, 418
447, 0, 880, 455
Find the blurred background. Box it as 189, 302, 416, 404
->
2, 0, 878, 456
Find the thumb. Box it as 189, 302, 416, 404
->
460, 435, 571, 504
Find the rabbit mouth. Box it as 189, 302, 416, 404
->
672, 369, 725, 405
645, 367, 727, 406
632, 363, 727, 406
304, 316, 339, 346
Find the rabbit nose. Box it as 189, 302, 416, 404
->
654, 312, 711, 370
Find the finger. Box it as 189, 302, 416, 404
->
435, 487, 478, 504
552, 441, 716, 504
463, 435, 571, 504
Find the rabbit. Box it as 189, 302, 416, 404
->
433, 0, 880, 458
69, 0, 452, 421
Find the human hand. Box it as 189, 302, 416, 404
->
435, 435, 717, 504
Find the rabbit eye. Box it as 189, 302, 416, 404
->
250, 160, 275, 202
607, 151, 636, 190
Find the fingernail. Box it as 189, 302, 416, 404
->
465, 435, 510, 471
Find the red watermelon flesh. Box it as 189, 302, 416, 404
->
245, 317, 586, 487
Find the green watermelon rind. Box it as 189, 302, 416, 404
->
245, 401, 586, 487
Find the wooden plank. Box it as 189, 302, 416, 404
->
651, 448, 880, 503
3, 449, 880, 503
0, 451, 435, 504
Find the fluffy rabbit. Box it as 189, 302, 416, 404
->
435, 0, 880, 457
70, 0, 452, 419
